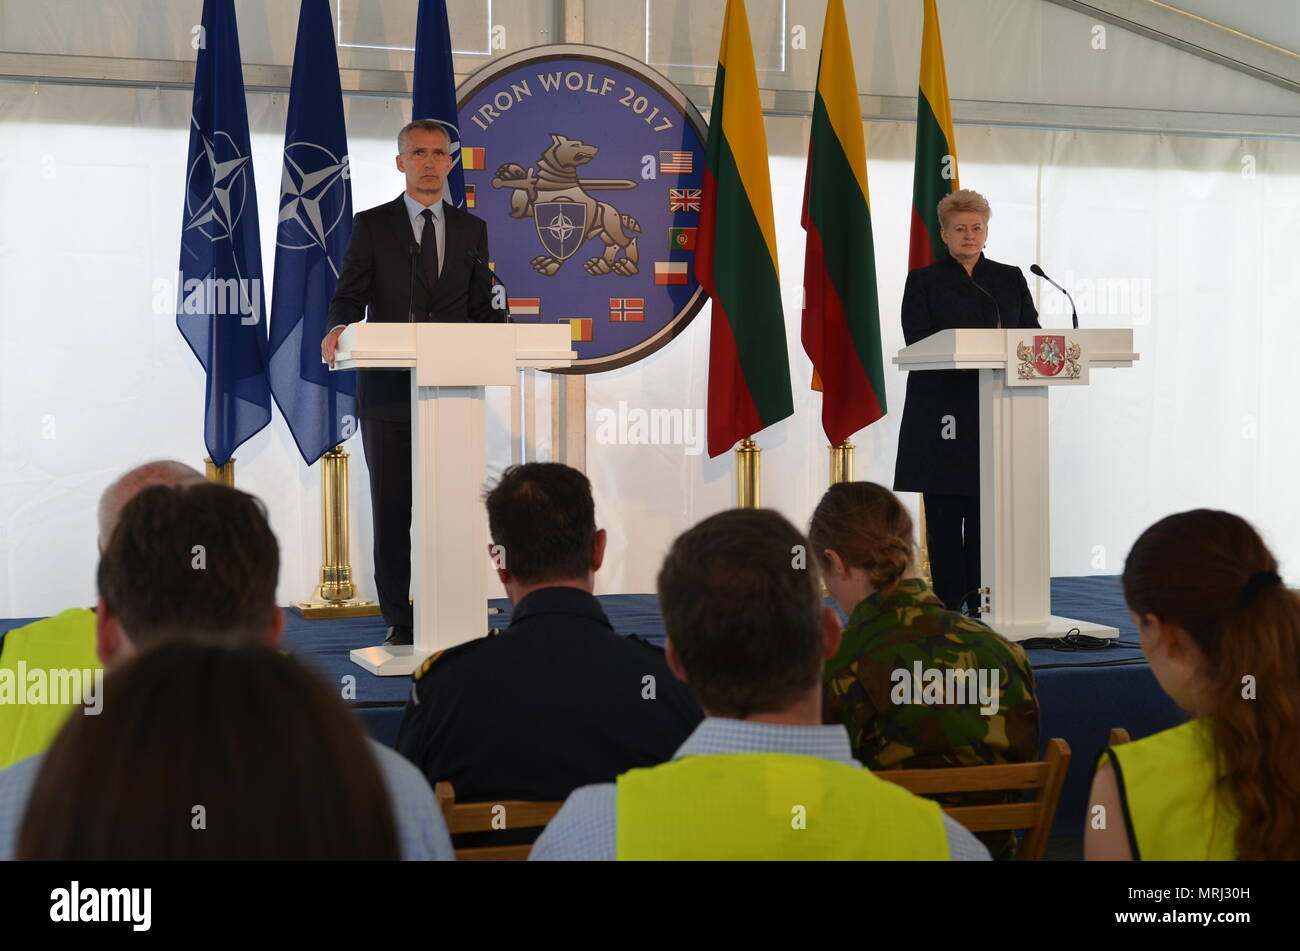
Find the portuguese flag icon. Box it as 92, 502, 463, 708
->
698, 0, 793, 458
801, 0, 886, 446
909, 0, 960, 270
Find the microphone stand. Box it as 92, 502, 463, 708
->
406, 241, 419, 322
1031, 264, 1079, 329
970, 277, 1003, 328
466, 250, 512, 323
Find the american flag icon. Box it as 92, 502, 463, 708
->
659, 151, 694, 174
609, 297, 645, 322
669, 188, 701, 213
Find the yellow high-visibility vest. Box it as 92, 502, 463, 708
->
616, 752, 950, 860
0, 609, 100, 769
1105, 719, 1237, 860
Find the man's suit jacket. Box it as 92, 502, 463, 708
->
328, 193, 501, 421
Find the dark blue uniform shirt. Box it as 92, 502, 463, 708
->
395, 586, 703, 819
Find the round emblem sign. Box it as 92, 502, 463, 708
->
457, 45, 709, 374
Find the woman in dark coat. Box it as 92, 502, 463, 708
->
893, 190, 1040, 613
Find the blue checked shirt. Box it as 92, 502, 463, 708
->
0, 740, 453, 861
530, 718, 992, 861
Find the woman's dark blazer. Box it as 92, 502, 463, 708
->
893, 252, 1040, 497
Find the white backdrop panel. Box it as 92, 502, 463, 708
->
2, 84, 1298, 617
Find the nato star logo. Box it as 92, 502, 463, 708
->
276, 142, 350, 253
184, 127, 250, 243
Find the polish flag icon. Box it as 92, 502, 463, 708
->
654, 261, 689, 285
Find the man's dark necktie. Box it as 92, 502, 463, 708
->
419, 208, 439, 296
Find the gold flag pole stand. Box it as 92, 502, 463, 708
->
292, 446, 379, 619
828, 440, 854, 485
736, 438, 762, 508
205, 458, 235, 485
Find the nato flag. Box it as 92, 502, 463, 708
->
413, 0, 466, 207
269, 0, 356, 466
176, 0, 270, 468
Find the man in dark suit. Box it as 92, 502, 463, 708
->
323, 119, 501, 645
894, 189, 1039, 615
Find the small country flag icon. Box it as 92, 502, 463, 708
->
669, 227, 697, 251
564, 318, 593, 342
465, 184, 477, 208
659, 150, 693, 174
609, 297, 645, 322
508, 297, 541, 319
654, 261, 689, 285
461, 146, 486, 170
669, 188, 701, 212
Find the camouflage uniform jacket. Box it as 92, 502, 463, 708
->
823, 578, 1040, 801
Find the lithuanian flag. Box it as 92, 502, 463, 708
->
801, 0, 885, 445
698, 0, 793, 458
908, 0, 959, 270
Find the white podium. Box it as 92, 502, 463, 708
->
895, 328, 1139, 641
334, 322, 576, 675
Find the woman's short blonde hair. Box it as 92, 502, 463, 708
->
937, 189, 992, 229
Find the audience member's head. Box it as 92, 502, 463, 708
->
808, 481, 916, 615
18, 641, 399, 860
657, 509, 840, 721
1122, 509, 1300, 860
97, 460, 205, 550
95, 481, 281, 665
484, 463, 606, 602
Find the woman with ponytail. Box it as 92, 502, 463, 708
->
1087, 509, 1300, 861
810, 482, 1039, 858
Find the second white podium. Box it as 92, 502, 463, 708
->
895, 328, 1139, 641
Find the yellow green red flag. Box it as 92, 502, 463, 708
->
801, 0, 886, 445
698, 0, 793, 458
909, 0, 960, 270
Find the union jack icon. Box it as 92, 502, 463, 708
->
669, 188, 701, 213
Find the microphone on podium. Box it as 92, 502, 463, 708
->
405, 241, 419, 322
466, 250, 512, 323
1031, 264, 1079, 329
970, 277, 1002, 328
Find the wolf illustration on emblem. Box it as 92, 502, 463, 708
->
491, 134, 642, 277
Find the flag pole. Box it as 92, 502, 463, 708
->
735, 438, 762, 508
292, 446, 379, 618
204, 458, 234, 486
828, 440, 854, 485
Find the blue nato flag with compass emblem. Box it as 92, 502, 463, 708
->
268, 0, 356, 465
176, 0, 270, 468
413, 0, 465, 208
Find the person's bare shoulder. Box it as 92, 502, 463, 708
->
1084, 758, 1133, 861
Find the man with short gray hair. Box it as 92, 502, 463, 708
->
322, 119, 500, 646
0, 460, 205, 771
0, 481, 454, 860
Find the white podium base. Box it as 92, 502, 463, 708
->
994, 615, 1120, 643
349, 644, 433, 677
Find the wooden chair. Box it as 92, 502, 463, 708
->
876, 737, 1071, 861
434, 782, 564, 861
1108, 727, 1132, 746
